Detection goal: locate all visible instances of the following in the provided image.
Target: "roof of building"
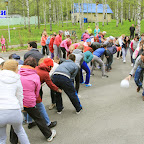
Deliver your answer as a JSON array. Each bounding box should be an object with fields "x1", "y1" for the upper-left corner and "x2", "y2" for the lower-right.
[{"x1": 73, "y1": 3, "x2": 113, "y2": 14}]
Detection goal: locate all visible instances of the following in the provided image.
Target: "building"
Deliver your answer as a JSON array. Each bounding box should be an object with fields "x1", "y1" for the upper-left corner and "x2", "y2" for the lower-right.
[{"x1": 72, "y1": 3, "x2": 113, "y2": 23}]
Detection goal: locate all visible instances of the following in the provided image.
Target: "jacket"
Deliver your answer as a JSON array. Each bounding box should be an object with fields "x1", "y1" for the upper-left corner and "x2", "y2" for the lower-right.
[
  {"x1": 54, "y1": 34, "x2": 62, "y2": 46},
  {"x1": 84, "y1": 51, "x2": 93, "y2": 63},
  {"x1": 94, "y1": 29, "x2": 100, "y2": 36},
  {"x1": 87, "y1": 28, "x2": 92, "y2": 34},
  {"x1": 93, "y1": 48, "x2": 105, "y2": 57},
  {"x1": 83, "y1": 33, "x2": 90, "y2": 42},
  {"x1": 60, "y1": 39, "x2": 72, "y2": 52},
  {"x1": 54, "y1": 59, "x2": 78, "y2": 80},
  {"x1": 24, "y1": 48, "x2": 43, "y2": 65},
  {"x1": 0, "y1": 70, "x2": 23, "y2": 110},
  {"x1": 1, "y1": 38, "x2": 5, "y2": 45},
  {"x1": 130, "y1": 55, "x2": 144, "y2": 75},
  {"x1": 130, "y1": 40, "x2": 139, "y2": 52},
  {"x1": 49, "y1": 37, "x2": 55, "y2": 53},
  {"x1": 19, "y1": 66, "x2": 41, "y2": 108},
  {"x1": 91, "y1": 42, "x2": 101, "y2": 51},
  {"x1": 46, "y1": 36, "x2": 50, "y2": 45},
  {"x1": 72, "y1": 49, "x2": 84, "y2": 67},
  {"x1": 41, "y1": 35, "x2": 48, "y2": 46},
  {"x1": 132, "y1": 43, "x2": 140, "y2": 59}
]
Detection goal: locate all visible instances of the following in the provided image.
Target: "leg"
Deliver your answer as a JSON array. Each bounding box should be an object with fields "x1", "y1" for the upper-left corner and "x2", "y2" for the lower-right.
[
  {"x1": 75, "y1": 69, "x2": 80, "y2": 93},
  {"x1": 60, "y1": 47, "x2": 66, "y2": 59},
  {"x1": 24, "y1": 107, "x2": 52, "y2": 139},
  {"x1": 42, "y1": 46, "x2": 46, "y2": 55},
  {"x1": 129, "y1": 48, "x2": 134, "y2": 64},
  {"x1": 117, "y1": 51, "x2": 120, "y2": 58},
  {"x1": 80, "y1": 67, "x2": 84, "y2": 83},
  {"x1": 2, "y1": 46, "x2": 4, "y2": 52},
  {"x1": 36, "y1": 102, "x2": 51, "y2": 126},
  {"x1": 53, "y1": 45, "x2": 58, "y2": 57},
  {"x1": 50, "y1": 90, "x2": 56, "y2": 104},
  {"x1": 4, "y1": 45, "x2": 6, "y2": 51},
  {"x1": 58, "y1": 46, "x2": 62, "y2": 58},
  {"x1": 46, "y1": 45, "x2": 49, "y2": 56},
  {"x1": 10, "y1": 126, "x2": 18, "y2": 144},
  {"x1": 0, "y1": 126, "x2": 7, "y2": 144},
  {"x1": 122, "y1": 48, "x2": 126, "y2": 61}
]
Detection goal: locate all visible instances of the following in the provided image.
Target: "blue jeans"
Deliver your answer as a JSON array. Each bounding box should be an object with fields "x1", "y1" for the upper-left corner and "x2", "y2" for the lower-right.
[
  {"x1": 122, "y1": 48, "x2": 128, "y2": 61},
  {"x1": 36, "y1": 102, "x2": 51, "y2": 126},
  {"x1": 134, "y1": 66, "x2": 144, "y2": 95},
  {"x1": 23, "y1": 112, "x2": 32, "y2": 123},
  {"x1": 80, "y1": 61, "x2": 90, "y2": 84}
]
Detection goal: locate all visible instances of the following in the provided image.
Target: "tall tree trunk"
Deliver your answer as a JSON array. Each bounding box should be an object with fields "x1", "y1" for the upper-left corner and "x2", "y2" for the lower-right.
[
  {"x1": 135, "y1": 7, "x2": 137, "y2": 26},
  {"x1": 132, "y1": 5, "x2": 135, "y2": 21},
  {"x1": 53, "y1": 3, "x2": 56, "y2": 24},
  {"x1": 60, "y1": 0, "x2": 63, "y2": 27},
  {"x1": 49, "y1": 0, "x2": 52, "y2": 31},
  {"x1": 81, "y1": 0, "x2": 84, "y2": 28},
  {"x1": 43, "y1": 1, "x2": 46, "y2": 27},
  {"x1": 102, "y1": 0, "x2": 105, "y2": 26},
  {"x1": 95, "y1": 0, "x2": 98, "y2": 26},
  {"x1": 128, "y1": 2, "x2": 131, "y2": 20},
  {"x1": 36, "y1": 0, "x2": 40, "y2": 29},
  {"x1": 66, "y1": 0, "x2": 68, "y2": 26},
  {"x1": 57, "y1": 4, "x2": 59, "y2": 26},
  {"x1": 121, "y1": 0, "x2": 123, "y2": 25},
  {"x1": 137, "y1": 0, "x2": 141, "y2": 36},
  {"x1": 26, "y1": 0, "x2": 31, "y2": 32},
  {"x1": 22, "y1": 0, "x2": 26, "y2": 29},
  {"x1": 79, "y1": 1, "x2": 82, "y2": 29},
  {"x1": 116, "y1": 0, "x2": 119, "y2": 27},
  {"x1": 87, "y1": 0, "x2": 88, "y2": 23},
  {"x1": 72, "y1": 0, "x2": 75, "y2": 25},
  {"x1": 105, "y1": 0, "x2": 108, "y2": 25},
  {"x1": 33, "y1": 0, "x2": 37, "y2": 29},
  {"x1": 91, "y1": 2, "x2": 92, "y2": 24}
]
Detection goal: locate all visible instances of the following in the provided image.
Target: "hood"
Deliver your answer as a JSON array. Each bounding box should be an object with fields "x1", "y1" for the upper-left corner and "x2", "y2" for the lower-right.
[
  {"x1": 31, "y1": 48, "x2": 39, "y2": 52},
  {"x1": 72, "y1": 49, "x2": 82, "y2": 54},
  {"x1": 19, "y1": 67, "x2": 37, "y2": 76},
  {"x1": 36, "y1": 63, "x2": 51, "y2": 72},
  {"x1": 0, "y1": 70, "x2": 20, "y2": 84}
]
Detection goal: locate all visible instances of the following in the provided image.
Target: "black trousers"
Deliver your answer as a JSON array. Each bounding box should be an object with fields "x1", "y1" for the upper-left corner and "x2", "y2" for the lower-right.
[
  {"x1": 60, "y1": 47, "x2": 66, "y2": 59},
  {"x1": 10, "y1": 126, "x2": 18, "y2": 144},
  {"x1": 51, "y1": 89, "x2": 56, "y2": 104},
  {"x1": 24, "y1": 107, "x2": 52, "y2": 139},
  {"x1": 130, "y1": 33, "x2": 134, "y2": 40},
  {"x1": 75, "y1": 68, "x2": 80, "y2": 93},
  {"x1": 117, "y1": 50, "x2": 122, "y2": 58},
  {"x1": 42, "y1": 45, "x2": 48, "y2": 56}
]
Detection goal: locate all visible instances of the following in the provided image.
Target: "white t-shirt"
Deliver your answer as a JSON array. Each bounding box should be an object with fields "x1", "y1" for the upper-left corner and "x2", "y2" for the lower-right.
[
  {"x1": 49, "y1": 62, "x2": 59, "y2": 77},
  {"x1": 65, "y1": 31, "x2": 70, "y2": 36}
]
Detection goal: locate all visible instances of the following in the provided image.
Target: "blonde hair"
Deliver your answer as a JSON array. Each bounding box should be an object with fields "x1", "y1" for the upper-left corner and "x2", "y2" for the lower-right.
[
  {"x1": 69, "y1": 45, "x2": 75, "y2": 53},
  {"x1": 54, "y1": 56, "x2": 60, "y2": 61},
  {"x1": 77, "y1": 44, "x2": 84, "y2": 51},
  {"x1": 3, "y1": 60, "x2": 18, "y2": 72},
  {"x1": 38, "y1": 58, "x2": 45, "y2": 65}
]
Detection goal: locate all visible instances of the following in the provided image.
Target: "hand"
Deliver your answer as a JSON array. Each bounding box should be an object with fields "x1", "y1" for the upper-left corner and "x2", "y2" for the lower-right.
[
  {"x1": 57, "y1": 88, "x2": 62, "y2": 93},
  {"x1": 125, "y1": 75, "x2": 131, "y2": 81}
]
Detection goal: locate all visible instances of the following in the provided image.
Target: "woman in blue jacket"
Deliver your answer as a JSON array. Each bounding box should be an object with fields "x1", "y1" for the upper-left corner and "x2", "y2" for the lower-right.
[{"x1": 80, "y1": 49, "x2": 93, "y2": 87}]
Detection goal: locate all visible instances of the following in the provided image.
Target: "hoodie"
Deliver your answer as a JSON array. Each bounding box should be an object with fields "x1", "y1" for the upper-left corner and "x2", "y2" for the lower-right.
[
  {"x1": 72, "y1": 49, "x2": 84, "y2": 67},
  {"x1": 0, "y1": 70, "x2": 23, "y2": 110},
  {"x1": 19, "y1": 66, "x2": 41, "y2": 108}
]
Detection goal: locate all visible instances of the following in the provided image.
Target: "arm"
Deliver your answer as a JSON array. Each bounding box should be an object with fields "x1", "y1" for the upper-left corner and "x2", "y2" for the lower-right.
[
  {"x1": 71, "y1": 65, "x2": 79, "y2": 80},
  {"x1": 130, "y1": 41, "x2": 134, "y2": 52},
  {"x1": 16, "y1": 79, "x2": 23, "y2": 109},
  {"x1": 35, "y1": 77, "x2": 41, "y2": 99}
]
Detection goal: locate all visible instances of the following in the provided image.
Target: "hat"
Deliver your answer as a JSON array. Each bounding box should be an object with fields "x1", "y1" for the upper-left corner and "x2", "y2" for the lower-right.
[
  {"x1": 86, "y1": 39, "x2": 91, "y2": 42},
  {"x1": 0, "y1": 58, "x2": 4, "y2": 65},
  {"x1": 12, "y1": 54, "x2": 20, "y2": 60},
  {"x1": 103, "y1": 31, "x2": 107, "y2": 34},
  {"x1": 43, "y1": 58, "x2": 54, "y2": 67},
  {"x1": 59, "y1": 30, "x2": 63, "y2": 34},
  {"x1": 109, "y1": 36, "x2": 114, "y2": 40}
]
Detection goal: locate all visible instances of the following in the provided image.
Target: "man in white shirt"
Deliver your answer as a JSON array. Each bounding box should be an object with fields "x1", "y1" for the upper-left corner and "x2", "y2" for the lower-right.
[{"x1": 65, "y1": 30, "x2": 70, "y2": 37}]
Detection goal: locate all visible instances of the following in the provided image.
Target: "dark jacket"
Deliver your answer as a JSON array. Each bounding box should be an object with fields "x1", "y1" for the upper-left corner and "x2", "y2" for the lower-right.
[
  {"x1": 24, "y1": 48, "x2": 43, "y2": 64},
  {"x1": 91, "y1": 42, "x2": 101, "y2": 51}
]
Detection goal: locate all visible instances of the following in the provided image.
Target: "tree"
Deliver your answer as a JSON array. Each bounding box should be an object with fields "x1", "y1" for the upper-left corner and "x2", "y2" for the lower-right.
[
  {"x1": 49, "y1": 0, "x2": 52, "y2": 31},
  {"x1": 121, "y1": 0, "x2": 123, "y2": 25},
  {"x1": 102, "y1": 0, "x2": 105, "y2": 26},
  {"x1": 116, "y1": 0, "x2": 119, "y2": 27},
  {"x1": 137, "y1": 0, "x2": 141, "y2": 36},
  {"x1": 22, "y1": 0, "x2": 26, "y2": 29},
  {"x1": 95, "y1": 0, "x2": 98, "y2": 26},
  {"x1": 36, "y1": 0, "x2": 40, "y2": 29},
  {"x1": 105, "y1": 0, "x2": 108, "y2": 25},
  {"x1": 43, "y1": 0, "x2": 46, "y2": 27},
  {"x1": 26, "y1": 0, "x2": 31, "y2": 32}
]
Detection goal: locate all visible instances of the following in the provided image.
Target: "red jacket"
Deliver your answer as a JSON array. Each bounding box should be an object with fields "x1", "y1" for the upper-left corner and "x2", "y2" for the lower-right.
[
  {"x1": 49, "y1": 37, "x2": 55, "y2": 53},
  {"x1": 35, "y1": 63, "x2": 59, "y2": 103},
  {"x1": 54, "y1": 34, "x2": 62, "y2": 46}
]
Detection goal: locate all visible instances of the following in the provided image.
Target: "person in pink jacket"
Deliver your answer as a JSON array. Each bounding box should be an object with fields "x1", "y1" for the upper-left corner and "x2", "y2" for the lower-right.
[
  {"x1": 53, "y1": 30, "x2": 63, "y2": 58},
  {"x1": 60, "y1": 38, "x2": 72, "y2": 58},
  {"x1": 83, "y1": 30, "x2": 90, "y2": 42},
  {"x1": 19, "y1": 57, "x2": 56, "y2": 142},
  {"x1": 0, "y1": 35, "x2": 6, "y2": 53}
]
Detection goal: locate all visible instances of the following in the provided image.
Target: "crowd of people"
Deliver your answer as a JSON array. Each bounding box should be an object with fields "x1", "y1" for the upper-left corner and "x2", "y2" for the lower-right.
[{"x1": 0, "y1": 24, "x2": 144, "y2": 143}]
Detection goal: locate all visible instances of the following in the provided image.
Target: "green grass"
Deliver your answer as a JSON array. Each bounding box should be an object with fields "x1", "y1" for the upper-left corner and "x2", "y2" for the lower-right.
[{"x1": 0, "y1": 20, "x2": 144, "y2": 47}]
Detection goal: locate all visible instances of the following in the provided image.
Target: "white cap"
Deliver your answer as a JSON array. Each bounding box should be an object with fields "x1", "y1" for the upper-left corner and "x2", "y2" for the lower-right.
[
  {"x1": 109, "y1": 36, "x2": 114, "y2": 40},
  {"x1": 103, "y1": 31, "x2": 107, "y2": 34},
  {"x1": 0, "y1": 58, "x2": 4, "y2": 65}
]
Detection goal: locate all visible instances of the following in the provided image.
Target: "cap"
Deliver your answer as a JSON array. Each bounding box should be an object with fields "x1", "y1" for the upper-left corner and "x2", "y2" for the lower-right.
[
  {"x1": 86, "y1": 39, "x2": 91, "y2": 42},
  {"x1": 12, "y1": 54, "x2": 20, "y2": 60},
  {"x1": 43, "y1": 58, "x2": 54, "y2": 67},
  {"x1": 109, "y1": 36, "x2": 114, "y2": 40},
  {"x1": 59, "y1": 30, "x2": 63, "y2": 34},
  {"x1": 103, "y1": 31, "x2": 107, "y2": 34}
]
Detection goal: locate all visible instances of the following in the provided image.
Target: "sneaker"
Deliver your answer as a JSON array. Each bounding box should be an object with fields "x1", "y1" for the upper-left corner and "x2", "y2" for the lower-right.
[
  {"x1": 49, "y1": 104, "x2": 56, "y2": 110},
  {"x1": 76, "y1": 108, "x2": 82, "y2": 114},
  {"x1": 137, "y1": 86, "x2": 141, "y2": 92},
  {"x1": 80, "y1": 81, "x2": 85, "y2": 84},
  {"x1": 48, "y1": 121, "x2": 57, "y2": 128},
  {"x1": 90, "y1": 73, "x2": 94, "y2": 76},
  {"x1": 85, "y1": 83, "x2": 92, "y2": 87},
  {"x1": 78, "y1": 95, "x2": 81, "y2": 98},
  {"x1": 102, "y1": 75, "x2": 109, "y2": 78},
  {"x1": 28, "y1": 122, "x2": 36, "y2": 129},
  {"x1": 57, "y1": 108, "x2": 64, "y2": 114},
  {"x1": 47, "y1": 129, "x2": 56, "y2": 142},
  {"x1": 117, "y1": 57, "x2": 119, "y2": 59},
  {"x1": 123, "y1": 60, "x2": 126, "y2": 63},
  {"x1": 131, "y1": 63, "x2": 134, "y2": 67}
]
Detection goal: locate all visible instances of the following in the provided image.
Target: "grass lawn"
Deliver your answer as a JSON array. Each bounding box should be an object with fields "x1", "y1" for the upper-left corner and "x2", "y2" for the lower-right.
[{"x1": 0, "y1": 19, "x2": 144, "y2": 47}]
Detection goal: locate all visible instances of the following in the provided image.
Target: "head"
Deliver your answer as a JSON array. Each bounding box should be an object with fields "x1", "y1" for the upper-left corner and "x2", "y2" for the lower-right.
[
  {"x1": 43, "y1": 31, "x2": 47, "y2": 36},
  {"x1": 68, "y1": 54, "x2": 76, "y2": 62},
  {"x1": 9, "y1": 54, "x2": 20, "y2": 60},
  {"x1": 94, "y1": 36, "x2": 98, "y2": 42},
  {"x1": 59, "y1": 30, "x2": 63, "y2": 36},
  {"x1": 121, "y1": 34, "x2": 125, "y2": 39},
  {"x1": 3, "y1": 60, "x2": 18, "y2": 73},
  {"x1": 88, "y1": 26, "x2": 90, "y2": 28},
  {"x1": 98, "y1": 32, "x2": 103, "y2": 36},
  {"x1": 69, "y1": 45, "x2": 75, "y2": 53},
  {"x1": 96, "y1": 25, "x2": 99, "y2": 29},
  {"x1": 109, "y1": 36, "x2": 114, "y2": 43},
  {"x1": 141, "y1": 52, "x2": 144, "y2": 63},
  {"x1": 86, "y1": 39, "x2": 91, "y2": 46},
  {"x1": 85, "y1": 30, "x2": 88, "y2": 34},
  {"x1": 54, "y1": 56, "x2": 60, "y2": 64},
  {"x1": 77, "y1": 44, "x2": 84, "y2": 51},
  {"x1": 134, "y1": 36, "x2": 139, "y2": 42},
  {"x1": 102, "y1": 44, "x2": 107, "y2": 49},
  {"x1": 0, "y1": 57, "x2": 5, "y2": 70},
  {"x1": 141, "y1": 33, "x2": 144, "y2": 41},
  {"x1": 1, "y1": 35, "x2": 3, "y2": 39},
  {"x1": 24, "y1": 57, "x2": 37, "y2": 68},
  {"x1": 132, "y1": 24, "x2": 134, "y2": 27},
  {"x1": 124, "y1": 36, "x2": 129, "y2": 42},
  {"x1": 140, "y1": 40, "x2": 144, "y2": 49},
  {"x1": 28, "y1": 41, "x2": 37, "y2": 50},
  {"x1": 103, "y1": 31, "x2": 106, "y2": 36},
  {"x1": 43, "y1": 58, "x2": 54, "y2": 70},
  {"x1": 67, "y1": 38, "x2": 71, "y2": 42},
  {"x1": 52, "y1": 33, "x2": 56, "y2": 39},
  {"x1": 38, "y1": 58, "x2": 45, "y2": 65}
]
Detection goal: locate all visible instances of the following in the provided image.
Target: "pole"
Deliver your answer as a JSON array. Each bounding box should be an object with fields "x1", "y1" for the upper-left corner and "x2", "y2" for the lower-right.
[{"x1": 6, "y1": 6, "x2": 10, "y2": 43}]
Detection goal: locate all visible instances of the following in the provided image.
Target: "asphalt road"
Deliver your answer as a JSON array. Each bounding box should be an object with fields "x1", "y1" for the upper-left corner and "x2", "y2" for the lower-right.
[{"x1": 1, "y1": 50, "x2": 144, "y2": 144}]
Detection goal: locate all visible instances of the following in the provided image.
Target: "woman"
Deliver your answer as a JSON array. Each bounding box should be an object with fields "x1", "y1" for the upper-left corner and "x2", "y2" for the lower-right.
[
  {"x1": 41, "y1": 31, "x2": 48, "y2": 56},
  {"x1": 0, "y1": 60, "x2": 30, "y2": 144},
  {"x1": 94, "y1": 25, "x2": 100, "y2": 36},
  {"x1": 0, "y1": 35, "x2": 6, "y2": 53},
  {"x1": 60, "y1": 38, "x2": 72, "y2": 58},
  {"x1": 19, "y1": 57, "x2": 56, "y2": 142},
  {"x1": 122, "y1": 36, "x2": 130, "y2": 63}
]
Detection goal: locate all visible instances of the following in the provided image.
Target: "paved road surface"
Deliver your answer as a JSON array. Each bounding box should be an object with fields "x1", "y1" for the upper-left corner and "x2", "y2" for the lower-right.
[{"x1": 1, "y1": 50, "x2": 144, "y2": 144}]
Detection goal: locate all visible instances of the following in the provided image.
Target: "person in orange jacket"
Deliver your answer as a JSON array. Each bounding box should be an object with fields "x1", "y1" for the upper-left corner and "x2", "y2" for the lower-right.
[{"x1": 41, "y1": 31, "x2": 48, "y2": 56}]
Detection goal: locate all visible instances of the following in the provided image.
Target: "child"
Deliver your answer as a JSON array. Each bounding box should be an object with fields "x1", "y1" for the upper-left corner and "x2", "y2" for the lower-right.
[{"x1": 0, "y1": 35, "x2": 6, "y2": 53}]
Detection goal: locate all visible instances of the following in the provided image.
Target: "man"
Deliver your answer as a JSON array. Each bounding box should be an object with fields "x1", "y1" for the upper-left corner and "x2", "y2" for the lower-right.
[
  {"x1": 52, "y1": 54, "x2": 82, "y2": 114},
  {"x1": 130, "y1": 24, "x2": 135, "y2": 39},
  {"x1": 126, "y1": 52, "x2": 144, "y2": 100},
  {"x1": 64, "y1": 30, "x2": 70, "y2": 38},
  {"x1": 24, "y1": 41, "x2": 43, "y2": 64}
]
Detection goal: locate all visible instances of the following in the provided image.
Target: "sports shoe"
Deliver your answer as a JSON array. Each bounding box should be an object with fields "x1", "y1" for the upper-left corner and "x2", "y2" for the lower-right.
[
  {"x1": 48, "y1": 121, "x2": 57, "y2": 128},
  {"x1": 117, "y1": 57, "x2": 119, "y2": 59},
  {"x1": 47, "y1": 129, "x2": 56, "y2": 142},
  {"x1": 90, "y1": 73, "x2": 94, "y2": 76},
  {"x1": 49, "y1": 104, "x2": 56, "y2": 110},
  {"x1": 78, "y1": 95, "x2": 81, "y2": 98},
  {"x1": 137, "y1": 86, "x2": 141, "y2": 92},
  {"x1": 57, "y1": 107, "x2": 64, "y2": 114},
  {"x1": 28, "y1": 122, "x2": 36, "y2": 129},
  {"x1": 85, "y1": 83, "x2": 92, "y2": 87},
  {"x1": 123, "y1": 60, "x2": 126, "y2": 63},
  {"x1": 102, "y1": 75, "x2": 109, "y2": 78},
  {"x1": 80, "y1": 81, "x2": 85, "y2": 84},
  {"x1": 76, "y1": 108, "x2": 82, "y2": 114},
  {"x1": 131, "y1": 63, "x2": 134, "y2": 67}
]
